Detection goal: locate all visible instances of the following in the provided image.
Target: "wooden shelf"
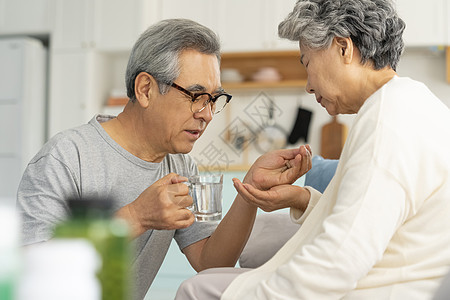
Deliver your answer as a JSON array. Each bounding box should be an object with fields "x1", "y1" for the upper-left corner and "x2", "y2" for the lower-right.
[
  {"x1": 220, "y1": 50, "x2": 307, "y2": 90},
  {"x1": 223, "y1": 79, "x2": 307, "y2": 90},
  {"x1": 107, "y1": 97, "x2": 128, "y2": 106}
]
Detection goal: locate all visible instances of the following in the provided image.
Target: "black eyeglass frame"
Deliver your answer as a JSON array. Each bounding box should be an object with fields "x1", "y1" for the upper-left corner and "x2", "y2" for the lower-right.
[{"x1": 169, "y1": 82, "x2": 232, "y2": 114}]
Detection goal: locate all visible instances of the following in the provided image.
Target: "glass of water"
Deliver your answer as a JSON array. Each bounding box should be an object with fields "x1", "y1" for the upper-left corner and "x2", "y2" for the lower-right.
[{"x1": 187, "y1": 174, "x2": 223, "y2": 222}]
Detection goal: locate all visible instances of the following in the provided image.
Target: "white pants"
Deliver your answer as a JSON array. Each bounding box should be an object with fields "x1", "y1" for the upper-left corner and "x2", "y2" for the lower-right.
[{"x1": 175, "y1": 267, "x2": 252, "y2": 300}]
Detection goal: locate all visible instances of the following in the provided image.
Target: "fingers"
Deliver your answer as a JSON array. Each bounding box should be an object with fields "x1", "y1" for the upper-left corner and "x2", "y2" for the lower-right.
[
  {"x1": 173, "y1": 194, "x2": 193, "y2": 208},
  {"x1": 131, "y1": 173, "x2": 196, "y2": 232},
  {"x1": 157, "y1": 173, "x2": 190, "y2": 197},
  {"x1": 282, "y1": 155, "x2": 302, "y2": 182},
  {"x1": 305, "y1": 144, "x2": 312, "y2": 155},
  {"x1": 172, "y1": 209, "x2": 196, "y2": 229},
  {"x1": 154, "y1": 203, "x2": 196, "y2": 230},
  {"x1": 158, "y1": 208, "x2": 195, "y2": 230},
  {"x1": 281, "y1": 145, "x2": 312, "y2": 182},
  {"x1": 234, "y1": 178, "x2": 308, "y2": 212},
  {"x1": 283, "y1": 145, "x2": 311, "y2": 170},
  {"x1": 278, "y1": 144, "x2": 311, "y2": 160},
  {"x1": 156, "y1": 172, "x2": 188, "y2": 186},
  {"x1": 233, "y1": 178, "x2": 259, "y2": 204},
  {"x1": 168, "y1": 182, "x2": 190, "y2": 197},
  {"x1": 170, "y1": 174, "x2": 188, "y2": 184},
  {"x1": 233, "y1": 178, "x2": 274, "y2": 207},
  {"x1": 234, "y1": 179, "x2": 288, "y2": 212},
  {"x1": 285, "y1": 153, "x2": 302, "y2": 171},
  {"x1": 275, "y1": 147, "x2": 304, "y2": 161},
  {"x1": 298, "y1": 145, "x2": 312, "y2": 173}
]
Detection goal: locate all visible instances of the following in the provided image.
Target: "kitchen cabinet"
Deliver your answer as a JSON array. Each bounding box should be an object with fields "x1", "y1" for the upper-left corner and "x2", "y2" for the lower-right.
[
  {"x1": 48, "y1": 51, "x2": 110, "y2": 136},
  {"x1": 158, "y1": 0, "x2": 298, "y2": 52},
  {"x1": 261, "y1": 0, "x2": 300, "y2": 51},
  {"x1": 0, "y1": 0, "x2": 53, "y2": 35},
  {"x1": 49, "y1": 0, "x2": 161, "y2": 133},
  {"x1": 52, "y1": 0, "x2": 92, "y2": 50},
  {"x1": 53, "y1": 0, "x2": 159, "y2": 52},
  {"x1": 216, "y1": 0, "x2": 299, "y2": 52},
  {"x1": 396, "y1": 0, "x2": 447, "y2": 46},
  {"x1": 159, "y1": 0, "x2": 217, "y2": 33},
  {"x1": 91, "y1": 0, "x2": 159, "y2": 52},
  {"x1": 214, "y1": 0, "x2": 266, "y2": 52},
  {"x1": 448, "y1": 2, "x2": 450, "y2": 45},
  {"x1": 159, "y1": 0, "x2": 253, "y2": 51}
]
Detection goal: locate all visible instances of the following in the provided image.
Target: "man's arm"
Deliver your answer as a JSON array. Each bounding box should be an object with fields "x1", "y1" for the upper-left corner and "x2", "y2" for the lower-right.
[{"x1": 182, "y1": 191, "x2": 257, "y2": 271}]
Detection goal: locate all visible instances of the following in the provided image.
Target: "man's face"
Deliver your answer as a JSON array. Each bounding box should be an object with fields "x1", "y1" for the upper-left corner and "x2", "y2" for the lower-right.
[{"x1": 147, "y1": 49, "x2": 222, "y2": 155}]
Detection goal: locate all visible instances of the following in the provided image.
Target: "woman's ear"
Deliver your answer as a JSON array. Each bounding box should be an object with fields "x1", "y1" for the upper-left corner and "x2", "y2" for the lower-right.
[
  {"x1": 334, "y1": 37, "x2": 354, "y2": 64},
  {"x1": 134, "y1": 72, "x2": 157, "y2": 108}
]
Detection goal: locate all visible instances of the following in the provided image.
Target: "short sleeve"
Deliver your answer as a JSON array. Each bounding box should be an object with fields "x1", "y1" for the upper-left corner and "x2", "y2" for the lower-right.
[
  {"x1": 174, "y1": 221, "x2": 218, "y2": 250},
  {"x1": 16, "y1": 154, "x2": 79, "y2": 245}
]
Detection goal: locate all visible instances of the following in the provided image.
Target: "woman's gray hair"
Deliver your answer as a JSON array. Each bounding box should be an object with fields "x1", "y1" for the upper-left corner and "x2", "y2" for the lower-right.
[
  {"x1": 278, "y1": 0, "x2": 405, "y2": 70},
  {"x1": 125, "y1": 18, "x2": 221, "y2": 101}
]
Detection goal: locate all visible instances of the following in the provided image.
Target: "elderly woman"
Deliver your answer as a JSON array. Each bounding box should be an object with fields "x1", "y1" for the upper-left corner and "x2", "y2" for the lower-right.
[{"x1": 175, "y1": 0, "x2": 450, "y2": 299}]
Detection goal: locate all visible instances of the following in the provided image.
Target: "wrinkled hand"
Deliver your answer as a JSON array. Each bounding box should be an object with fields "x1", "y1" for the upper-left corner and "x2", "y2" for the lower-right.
[
  {"x1": 127, "y1": 173, "x2": 195, "y2": 232},
  {"x1": 232, "y1": 181, "x2": 311, "y2": 212},
  {"x1": 244, "y1": 144, "x2": 312, "y2": 190}
]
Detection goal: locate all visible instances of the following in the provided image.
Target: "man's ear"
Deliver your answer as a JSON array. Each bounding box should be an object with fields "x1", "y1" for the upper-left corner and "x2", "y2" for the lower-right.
[
  {"x1": 334, "y1": 37, "x2": 354, "y2": 64},
  {"x1": 134, "y1": 72, "x2": 157, "y2": 108}
]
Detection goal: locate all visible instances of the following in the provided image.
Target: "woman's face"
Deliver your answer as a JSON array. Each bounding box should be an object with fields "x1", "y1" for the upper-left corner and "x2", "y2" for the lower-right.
[{"x1": 300, "y1": 40, "x2": 360, "y2": 115}]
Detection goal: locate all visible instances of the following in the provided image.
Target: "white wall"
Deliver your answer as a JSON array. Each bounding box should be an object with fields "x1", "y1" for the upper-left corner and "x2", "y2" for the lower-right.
[{"x1": 397, "y1": 47, "x2": 450, "y2": 107}]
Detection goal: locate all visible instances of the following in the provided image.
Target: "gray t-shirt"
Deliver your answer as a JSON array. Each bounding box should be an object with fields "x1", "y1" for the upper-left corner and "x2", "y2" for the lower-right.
[{"x1": 17, "y1": 114, "x2": 217, "y2": 299}]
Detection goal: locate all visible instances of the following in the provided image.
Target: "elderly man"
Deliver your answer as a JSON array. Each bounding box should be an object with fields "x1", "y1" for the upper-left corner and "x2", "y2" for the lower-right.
[{"x1": 17, "y1": 18, "x2": 311, "y2": 299}]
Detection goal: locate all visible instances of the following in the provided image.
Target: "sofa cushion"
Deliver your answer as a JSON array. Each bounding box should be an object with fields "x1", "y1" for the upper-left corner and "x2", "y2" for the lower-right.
[
  {"x1": 305, "y1": 155, "x2": 338, "y2": 193},
  {"x1": 238, "y1": 213, "x2": 301, "y2": 268}
]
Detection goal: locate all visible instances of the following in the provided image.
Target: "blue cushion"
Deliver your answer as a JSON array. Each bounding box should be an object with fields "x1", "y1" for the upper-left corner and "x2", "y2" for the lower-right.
[{"x1": 304, "y1": 156, "x2": 338, "y2": 193}]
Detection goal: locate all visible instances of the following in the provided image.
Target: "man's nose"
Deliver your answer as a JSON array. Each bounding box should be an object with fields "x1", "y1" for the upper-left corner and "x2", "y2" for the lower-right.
[{"x1": 195, "y1": 103, "x2": 213, "y2": 122}]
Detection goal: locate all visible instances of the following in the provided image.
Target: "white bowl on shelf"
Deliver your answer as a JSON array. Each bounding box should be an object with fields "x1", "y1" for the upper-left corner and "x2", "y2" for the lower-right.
[
  {"x1": 251, "y1": 67, "x2": 282, "y2": 82},
  {"x1": 221, "y1": 68, "x2": 244, "y2": 83}
]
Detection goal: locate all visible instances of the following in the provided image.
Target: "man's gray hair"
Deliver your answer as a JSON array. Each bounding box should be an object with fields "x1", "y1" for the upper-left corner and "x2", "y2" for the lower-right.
[
  {"x1": 125, "y1": 18, "x2": 221, "y2": 101},
  {"x1": 278, "y1": 0, "x2": 405, "y2": 70}
]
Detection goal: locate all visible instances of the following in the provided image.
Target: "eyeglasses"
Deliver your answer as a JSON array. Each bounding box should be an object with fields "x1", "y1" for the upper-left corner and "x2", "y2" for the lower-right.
[{"x1": 169, "y1": 82, "x2": 232, "y2": 114}]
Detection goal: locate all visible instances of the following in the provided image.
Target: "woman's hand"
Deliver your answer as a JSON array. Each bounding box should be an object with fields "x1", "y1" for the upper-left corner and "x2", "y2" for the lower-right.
[
  {"x1": 232, "y1": 180, "x2": 311, "y2": 212},
  {"x1": 244, "y1": 144, "x2": 312, "y2": 190}
]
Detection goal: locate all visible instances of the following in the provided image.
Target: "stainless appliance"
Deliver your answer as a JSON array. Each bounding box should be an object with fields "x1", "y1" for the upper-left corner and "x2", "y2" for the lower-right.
[{"x1": 0, "y1": 37, "x2": 46, "y2": 206}]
